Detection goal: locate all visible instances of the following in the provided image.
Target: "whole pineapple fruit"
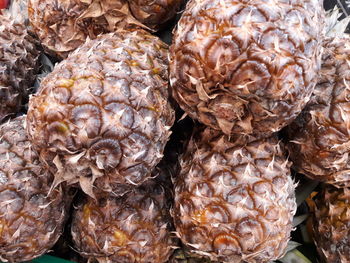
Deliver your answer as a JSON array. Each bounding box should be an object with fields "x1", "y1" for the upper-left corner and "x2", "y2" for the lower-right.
[
  {"x1": 173, "y1": 128, "x2": 296, "y2": 262},
  {"x1": 26, "y1": 30, "x2": 174, "y2": 198},
  {"x1": 170, "y1": 0, "x2": 325, "y2": 136},
  {"x1": 311, "y1": 185, "x2": 350, "y2": 263},
  {"x1": 71, "y1": 168, "x2": 175, "y2": 263},
  {"x1": 0, "y1": 116, "x2": 69, "y2": 262},
  {"x1": 29, "y1": 0, "x2": 182, "y2": 59},
  {"x1": 286, "y1": 37, "x2": 350, "y2": 188},
  {"x1": 0, "y1": 13, "x2": 40, "y2": 122}
]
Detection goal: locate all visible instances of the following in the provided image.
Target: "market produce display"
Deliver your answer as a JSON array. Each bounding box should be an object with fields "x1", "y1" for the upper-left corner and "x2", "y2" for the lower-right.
[{"x1": 0, "y1": 0, "x2": 350, "y2": 262}]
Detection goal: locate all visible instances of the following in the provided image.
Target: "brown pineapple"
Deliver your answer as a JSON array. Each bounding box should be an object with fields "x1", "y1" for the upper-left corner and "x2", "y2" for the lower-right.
[
  {"x1": 286, "y1": 36, "x2": 350, "y2": 188},
  {"x1": 173, "y1": 128, "x2": 296, "y2": 262},
  {"x1": 29, "y1": 0, "x2": 182, "y2": 58},
  {"x1": 170, "y1": 0, "x2": 325, "y2": 137},
  {"x1": 0, "y1": 116, "x2": 69, "y2": 262},
  {"x1": 71, "y1": 167, "x2": 175, "y2": 263},
  {"x1": 0, "y1": 13, "x2": 40, "y2": 122},
  {"x1": 311, "y1": 185, "x2": 350, "y2": 263},
  {"x1": 26, "y1": 30, "x2": 175, "y2": 198}
]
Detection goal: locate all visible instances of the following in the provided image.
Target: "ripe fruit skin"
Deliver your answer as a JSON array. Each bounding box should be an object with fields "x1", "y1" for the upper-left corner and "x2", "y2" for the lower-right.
[
  {"x1": 0, "y1": 117, "x2": 68, "y2": 262},
  {"x1": 26, "y1": 30, "x2": 174, "y2": 198},
  {"x1": 286, "y1": 37, "x2": 350, "y2": 188},
  {"x1": 170, "y1": 0, "x2": 325, "y2": 137},
  {"x1": 128, "y1": 0, "x2": 182, "y2": 30},
  {"x1": 28, "y1": 0, "x2": 181, "y2": 59},
  {"x1": 0, "y1": 14, "x2": 40, "y2": 122},
  {"x1": 312, "y1": 186, "x2": 350, "y2": 263},
  {"x1": 173, "y1": 128, "x2": 296, "y2": 262},
  {"x1": 71, "y1": 170, "x2": 175, "y2": 263}
]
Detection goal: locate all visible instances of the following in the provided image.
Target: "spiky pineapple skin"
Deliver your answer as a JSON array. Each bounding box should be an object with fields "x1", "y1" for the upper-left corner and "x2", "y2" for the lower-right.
[
  {"x1": 128, "y1": 0, "x2": 182, "y2": 30},
  {"x1": 286, "y1": 37, "x2": 350, "y2": 188},
  {"x1": 0, "y1": 14, "x2": 40, "y2": 122},
  {"x1": 0, "y1": 116, "x2": 68, "y2": 263},
  {"x1": 28, "y1": 0, "x2": 144, "y2": 59},
  {"x1": 170, "y1": 0, "x2": 324, "y2": 136},
  {"x1": 71, "y1": 174, "x2": 175, "y2": 263},
  {"x1": 312, "y1": 186, "x2": 350, "y2": 263},
  {"x1": 26, "y1": 30, "x2": 174, "y2": 198},
  {"x1": 28, "y1": 0, "x2": 181, "y2": 58},
  {"x1": 173, "y1": 128, "x2": 296, "y2": 262}
]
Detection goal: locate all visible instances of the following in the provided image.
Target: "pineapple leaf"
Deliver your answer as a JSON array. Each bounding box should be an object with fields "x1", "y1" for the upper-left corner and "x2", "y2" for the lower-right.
[
  {"x1": 295, "y1": 179, "x2": 318, "y2": 206},
  {"x1": 40, "y1": 54, "x2": 55, "y2": 73},
  {"x1": 278, "y1": 249, "x2": 312, "y2": 263},
  {"x1": 326, "y1": 6, "x2": 350, "y2": 37},
  {"x1": 285, "y1": 241, "x2": 302, "y2": 253},
  {"x1": 292, "y1": 214, "x2": 308, "y2": 227}
]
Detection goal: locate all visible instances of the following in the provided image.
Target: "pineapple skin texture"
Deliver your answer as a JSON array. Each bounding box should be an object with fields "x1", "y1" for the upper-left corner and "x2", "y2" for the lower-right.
[
  {"x1": 71, "y1": 175, "x2": 175, "y2": 263},
  {"x1": 0, "y1": 15, "x2": 40, "y2": 122},
  {"x1": 0, "y1": 117, "x2": 68, "y2": 263},
  {"x1": 312, "y1": 186, "x2": 350, "y2": 263},
  {"x1": 28, "y1": 0, "x2": 180, "y2": 59},
  {"x1": 173, "y1": 128, "x2": 296, "y2": 263},
  {"x1": 128, "y1": 0, "x2": 182, "y2": 30},
  {"x1": 287, "y1": 37, "x2": 350, "y2": 188},
  {"x1": 26, "y1": 30, "x2": 175, "y2": 198},
  {"x1": 170, "y1": 0, "x2": 325, "y2": 137}
]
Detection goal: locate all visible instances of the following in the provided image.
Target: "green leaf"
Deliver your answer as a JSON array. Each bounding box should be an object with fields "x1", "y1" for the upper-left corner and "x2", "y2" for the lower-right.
[
  {"x1": 293, "y1": 214, "x2": 308, "y2": 227},
  {"x1": 279, "y1": 249, "x2": 312, "y2": 263}
]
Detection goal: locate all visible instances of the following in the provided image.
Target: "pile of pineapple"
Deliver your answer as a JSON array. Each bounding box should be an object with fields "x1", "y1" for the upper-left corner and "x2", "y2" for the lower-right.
[{"x1": 0, "y1": 0, "x2": 349, "y2": 262}]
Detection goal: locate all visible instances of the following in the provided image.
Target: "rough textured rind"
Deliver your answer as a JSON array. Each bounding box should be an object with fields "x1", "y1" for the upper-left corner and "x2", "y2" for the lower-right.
[
  {"x1": 0, "y1": 14, "x2": 40, "y2": 122},
  {"x1": 71, "y1": 173, "x2": 175, "y2": 263},
  {"x1": 27, "y1": 30, "x2": 175, "y2": 198},
  {"x1": 286, "y1": 37, "x2": 350, "y2": 188},
  {"x1": 28, "y1": 0, "x2": 181, "y2": 59},
  {"x1": 312, "y1": 186, "x2": 350, "y2": 263},
  {"x1": 173, "y1": 128, "x2": 296, "y2": 263},
  {"x1": 170, "y1": 0, "x2": 325, "y2": 137},
  {"x1": 128, "y1": 0, "x2": 182, "y2": 30},
  {"x1": 0, "y1": 117, "x2": 68, "y2": 263}
]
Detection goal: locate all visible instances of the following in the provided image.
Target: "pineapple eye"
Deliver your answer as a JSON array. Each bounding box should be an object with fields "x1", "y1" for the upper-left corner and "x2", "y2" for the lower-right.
[
  {"x1": 71, "y1": 104, "x2": 102, "y2": 139},
  {"x1": 90, "y1": 139, "x2": 122, "y2": 170}
]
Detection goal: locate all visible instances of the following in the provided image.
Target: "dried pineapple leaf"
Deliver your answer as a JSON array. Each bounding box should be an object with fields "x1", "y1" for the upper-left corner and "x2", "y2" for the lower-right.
[{"x1": 278, "y1": 248, "x2": 312, "y2": 263}]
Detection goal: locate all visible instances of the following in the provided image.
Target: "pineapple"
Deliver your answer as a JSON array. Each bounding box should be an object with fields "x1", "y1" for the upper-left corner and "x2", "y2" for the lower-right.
[
  {"x1": 128, "y1": 0, "x2": 182, "y2": 30},
  {"x1": 173, "y1": 128, "x2": 296, "y2": 262},
  {"x1": 169, "y1": 0, "x2": 325, "y2": 137},
  {"x1": 26, "y1": 30, "x2": 175, "y2": 198},
  {"x1": 0, "y1": 116, "x2": 69, "y2": 262},
  {"x1": 71, "y1": 169, "x2": 175, "y2": 263},
  {"x1": 311, "y1": 185, "x2": 350, "y2": 263},
  {"x1": 286, "y1": 37, "x2": 350, "y2": 188},
  {"x1": 28, "y1": 0, "x2": 182, "y2": 59},
  {"x1": 0, "y1": 13, "x2": 40, "y2": 123}
]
